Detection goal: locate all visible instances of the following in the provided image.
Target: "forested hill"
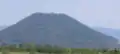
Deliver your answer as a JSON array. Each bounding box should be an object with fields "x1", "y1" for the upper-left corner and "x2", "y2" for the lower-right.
[{"x1": 0, "y1": 12, "x2": 118, "y2": 48}]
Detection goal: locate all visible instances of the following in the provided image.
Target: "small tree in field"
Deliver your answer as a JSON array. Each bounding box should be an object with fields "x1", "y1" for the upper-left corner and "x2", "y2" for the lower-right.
[
  {"x1": 28, "y1": 43, "x2": 36, "y2": 54},
  {"x1": 65, "y1": 48, "x2": 72, "y2": 54}
]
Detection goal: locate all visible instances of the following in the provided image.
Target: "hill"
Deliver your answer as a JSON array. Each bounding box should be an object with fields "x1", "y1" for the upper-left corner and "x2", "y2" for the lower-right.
[
  {"x1": 0, "y1": 12, "x2": 118, "y2": 48},
  {"x1": 93, "y1": 27, "x2": 120, "y2": 40},
  {"x1": 0, "y1": 26, "x2": 7, "y2": 31}
]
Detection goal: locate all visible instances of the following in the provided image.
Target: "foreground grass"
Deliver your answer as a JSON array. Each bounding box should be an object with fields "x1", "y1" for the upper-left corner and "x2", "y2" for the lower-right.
[
  {"x1": 0, "y1": 52, "x2": 28, "y2": 54},
  {"x1": 0, "y1": 52, "x2": 41, "y2": 54},
  {"x1": 0, "y1": 44, "x2": 120, "y2": 54},
  {"x1": 0, "y1": 51, "x2": 119, "y2": 54}
]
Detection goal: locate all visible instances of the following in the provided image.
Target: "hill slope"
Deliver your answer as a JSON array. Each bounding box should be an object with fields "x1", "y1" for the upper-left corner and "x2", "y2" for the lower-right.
[
  {"x1": 0, "y1": 26, "x2": 7, "y2": 31},
  {"x1": 93, "y1": 27, "x2": 120, "y2": 40},
  {"x1": 0, "y1": 13, "x2": 118, "y2": 48}
]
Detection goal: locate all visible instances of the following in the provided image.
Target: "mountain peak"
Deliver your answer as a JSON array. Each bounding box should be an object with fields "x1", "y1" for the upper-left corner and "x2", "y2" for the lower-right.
[{"x1": 30, "y1": 12, "x2": 67, "y2": 16}]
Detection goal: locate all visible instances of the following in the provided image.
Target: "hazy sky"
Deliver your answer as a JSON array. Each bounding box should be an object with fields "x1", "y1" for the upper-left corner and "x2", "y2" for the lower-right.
[{"x1": 0, "y1": 0, "x2": 120, "y2": 29}]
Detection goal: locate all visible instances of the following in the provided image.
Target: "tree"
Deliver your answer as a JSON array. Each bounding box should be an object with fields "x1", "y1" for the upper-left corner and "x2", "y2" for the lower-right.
[{"x1": 28, "y1": 43, "x2": 36, "y2": 54}]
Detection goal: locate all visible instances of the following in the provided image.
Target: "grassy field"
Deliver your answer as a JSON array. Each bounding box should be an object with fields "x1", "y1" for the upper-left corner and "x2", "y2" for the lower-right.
[
  {"x1": 0, "y1": 52, "x2": 28, "y2": 54},
  {"x1": 0, "y1": 44, "x2": 119, "y2": 54},
  {"x1": 0, "y1": 51, "x2": 119, "y2": 54},
  {"x1": 0, "y1": 52, "x2": 41, "y2": 54}
]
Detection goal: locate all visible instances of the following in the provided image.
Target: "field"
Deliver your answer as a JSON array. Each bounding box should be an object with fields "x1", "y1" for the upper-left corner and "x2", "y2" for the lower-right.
[
  {"x1": 0, "y1": 50, "x2": 119, "y2": 54},
  {"x1": 0, "y1": 52, "x2": 120, "y2": 54},
  {"x1": 0, "y1": 52, "x2": 29, "y2": 54},
  {"x1": 0, "y1": 52, "x2": 47, "y2": 54},
  {"x1": 0, "y1": 44, "x2": 119, "y2": 54},
  {"x1": 0, "y1": 51, "x2": 119, "y2": 54}
]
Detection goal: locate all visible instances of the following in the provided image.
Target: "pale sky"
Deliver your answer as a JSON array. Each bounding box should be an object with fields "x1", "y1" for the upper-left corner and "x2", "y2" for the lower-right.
[{"x1": 0, "y1": 0, "x2": 120, "y2": 29}]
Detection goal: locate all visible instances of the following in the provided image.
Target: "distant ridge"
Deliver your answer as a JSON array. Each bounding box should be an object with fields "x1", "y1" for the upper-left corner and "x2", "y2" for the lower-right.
[
  {"x1": 0, "y1": 26, "x2": 7, "y2": 31},
  {"x1": 93, "y1": 27, "x2": 120, "y2": 41}
]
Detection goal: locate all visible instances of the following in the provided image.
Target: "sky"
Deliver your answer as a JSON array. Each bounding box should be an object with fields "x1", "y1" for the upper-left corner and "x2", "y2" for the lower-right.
[{"x1": 0, "y1": 0, "x2": 120, "y2": 29}]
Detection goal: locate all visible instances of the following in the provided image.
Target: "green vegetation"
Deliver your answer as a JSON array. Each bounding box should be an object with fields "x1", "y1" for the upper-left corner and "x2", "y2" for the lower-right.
[{"x1": 0, "y1": 43, "x2": 120, "y2": 54}]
